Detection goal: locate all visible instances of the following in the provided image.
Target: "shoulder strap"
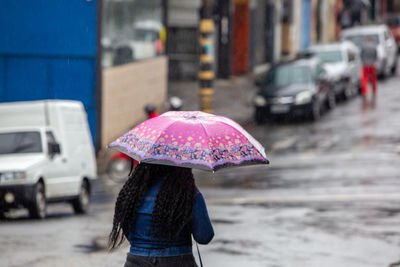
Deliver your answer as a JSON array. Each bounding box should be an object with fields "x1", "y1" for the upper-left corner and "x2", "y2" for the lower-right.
[{"x1": 195, "y1": 241, "x2": 203, "y2": 267}]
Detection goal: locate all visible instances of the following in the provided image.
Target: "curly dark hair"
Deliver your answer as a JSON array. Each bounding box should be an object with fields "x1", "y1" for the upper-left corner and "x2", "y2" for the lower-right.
[{"x1": 108, "y1": 163, "x2": 196, "y2": 249}]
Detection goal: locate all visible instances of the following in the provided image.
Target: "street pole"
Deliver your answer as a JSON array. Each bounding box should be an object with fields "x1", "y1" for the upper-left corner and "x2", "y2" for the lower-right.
[{"x1": 199, "y1": 0, "x2": 215, "y2": 113}]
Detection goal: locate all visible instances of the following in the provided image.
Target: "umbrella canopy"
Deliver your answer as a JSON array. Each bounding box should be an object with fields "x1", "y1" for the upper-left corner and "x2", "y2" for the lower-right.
[{"x1": 109, "y1": 111, "x2": 269, "y2": 171}]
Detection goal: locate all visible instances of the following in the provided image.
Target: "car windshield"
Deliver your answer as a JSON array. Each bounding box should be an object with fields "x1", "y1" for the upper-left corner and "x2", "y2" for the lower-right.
[
  {"x1": 263, "y1": 65, "x2": 311, "y2": 89},
  {"x1": 344, "y1": 34, "x2": 380, "y2": 46},
  {"x1": 0, "y1": 131, "x2": 42, "y2": 154},
  {"x1": 312, "y1": 50, "x2": 343, "y2": 63}
]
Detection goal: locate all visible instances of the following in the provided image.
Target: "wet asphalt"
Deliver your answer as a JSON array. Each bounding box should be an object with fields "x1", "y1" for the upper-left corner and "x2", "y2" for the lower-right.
[{"x1": 1, "y1": 70, "x2": 400, "y2": 266}]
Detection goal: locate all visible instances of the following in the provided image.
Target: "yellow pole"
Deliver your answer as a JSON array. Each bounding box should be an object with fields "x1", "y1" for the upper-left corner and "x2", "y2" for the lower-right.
[{"x1": 199, "y1": 0, "x2": 215, "y2": 113}]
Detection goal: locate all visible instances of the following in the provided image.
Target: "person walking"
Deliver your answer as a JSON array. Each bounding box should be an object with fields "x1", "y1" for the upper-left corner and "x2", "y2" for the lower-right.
[
  {"x1": 108, "y1": 163, "x2": 214, "y2": 267},
  {"x1": 144, "y1": 104, "x2": 160, "y2": 119},
  {"x1": 360, "y1": 37, "x2": 378, "y2": 99}
]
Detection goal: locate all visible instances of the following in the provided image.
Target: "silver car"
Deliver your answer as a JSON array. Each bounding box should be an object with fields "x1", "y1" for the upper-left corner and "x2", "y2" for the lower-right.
[
  {"x1": 309, "y1": 41, "x2": 362, "y2": 100},
  {"x1": 341, "y1": 24, "x2": 398, "y2": 78}
]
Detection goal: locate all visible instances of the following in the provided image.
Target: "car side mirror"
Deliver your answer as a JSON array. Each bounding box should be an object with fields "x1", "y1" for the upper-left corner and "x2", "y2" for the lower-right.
[
  {"x1": 254, "y1": 76, "x2": 263, "y2": 87},
  {"x1": 48, "y1": 142, "x2": 61, "y2": 156}
]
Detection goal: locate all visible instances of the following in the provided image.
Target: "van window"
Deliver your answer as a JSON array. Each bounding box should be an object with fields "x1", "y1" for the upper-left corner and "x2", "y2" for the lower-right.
[{"x1": 0, "y1": 132, "x2": 42, "y2": 154}]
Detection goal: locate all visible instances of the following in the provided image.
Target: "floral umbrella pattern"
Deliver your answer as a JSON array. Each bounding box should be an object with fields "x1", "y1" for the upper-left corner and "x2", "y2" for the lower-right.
[{"x1": 109, "y1": 111, "x2": 269, "y2": 171}]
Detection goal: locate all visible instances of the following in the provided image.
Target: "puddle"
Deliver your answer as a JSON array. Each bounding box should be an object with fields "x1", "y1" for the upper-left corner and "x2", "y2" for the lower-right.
[
  {"x1": 212, "y1": 219, "x2": 238, "y2": 224},
  {"x1": 74, "y1": 243, "x2": 103, "y2": 253}
]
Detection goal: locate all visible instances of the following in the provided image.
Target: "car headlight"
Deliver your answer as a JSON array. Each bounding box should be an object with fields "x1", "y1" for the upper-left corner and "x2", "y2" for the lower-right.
[
  {"x1": 295, "y1": 91, "x2": 312, "y2": 105},
  {"x1": 1, "y1": 171, "x2": 27, "y2": 182},
  {"x1": 254, "y1": 95, "x2": 267, "y2": 107}
]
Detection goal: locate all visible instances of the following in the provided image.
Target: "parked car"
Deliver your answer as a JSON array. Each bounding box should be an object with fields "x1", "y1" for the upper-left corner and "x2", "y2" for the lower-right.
[
  {"x1": 308, "y1": 41, "x2": 362, "y2": 99},
  {"x1": 386, "y1": 14, "x2": 400, "y2": 50},
  {"x1": 253, "y1": 57, "x2": 335, "y2": 123},
  {"x1": 341, "y1": 24, "x2": 398, "y2": 78},
  {"x1": 0, "y1": 100, "x2": 97, "y2": 219}
]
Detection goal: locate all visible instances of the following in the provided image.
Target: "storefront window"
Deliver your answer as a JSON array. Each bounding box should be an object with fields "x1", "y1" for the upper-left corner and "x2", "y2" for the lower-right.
[{"x1": 102, "y1": 0, "x2": 164, "y2": 68}]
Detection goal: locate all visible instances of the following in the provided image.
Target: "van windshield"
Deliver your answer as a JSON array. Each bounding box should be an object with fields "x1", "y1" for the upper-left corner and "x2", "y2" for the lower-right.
[
  {"x1": 344, "y1": 34, "x2": 380, "y2": 47},
  {"x1": 0, "y1": 132, "x2": 42, "y2": 154}
]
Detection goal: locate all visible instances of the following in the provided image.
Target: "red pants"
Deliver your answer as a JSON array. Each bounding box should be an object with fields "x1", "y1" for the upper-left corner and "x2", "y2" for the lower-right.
[{"x1": 361, "y1": 65, "x2": 377, "y2": 96}]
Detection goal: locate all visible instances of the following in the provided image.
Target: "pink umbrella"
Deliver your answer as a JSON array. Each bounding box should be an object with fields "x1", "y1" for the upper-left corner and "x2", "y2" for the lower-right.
[{"x1": 109, "y1": 111, "x2": 269, "y2": 172}]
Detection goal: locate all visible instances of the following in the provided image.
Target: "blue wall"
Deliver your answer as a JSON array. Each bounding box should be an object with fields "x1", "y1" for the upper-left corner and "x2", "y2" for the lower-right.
[
  {"x1": 0, "y1": 0, "x2": 99, "y2": 147},
  {"x1": 301, "y1": 0, "x2": 311, "y2": 51}
]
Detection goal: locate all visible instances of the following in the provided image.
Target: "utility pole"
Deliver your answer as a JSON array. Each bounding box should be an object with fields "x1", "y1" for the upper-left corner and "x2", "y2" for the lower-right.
[{"x1": 199, "y1": 0, "x2": 215, "y2": 113}]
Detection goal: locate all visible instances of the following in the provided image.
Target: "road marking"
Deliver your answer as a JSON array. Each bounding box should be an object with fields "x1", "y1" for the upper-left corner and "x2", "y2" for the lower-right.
[
  {"x1": 271, "y1": 136, "x2": 297, "y2": 152},
  {"x1": 208, "y1": 192, "x2": 400, "y2": 205},
  {"x1": 317, "y1": 135, "x2": 338, "y2": 150}
]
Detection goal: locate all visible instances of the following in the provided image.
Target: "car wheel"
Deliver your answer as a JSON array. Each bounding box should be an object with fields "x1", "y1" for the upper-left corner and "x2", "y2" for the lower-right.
[
  {"x1": 391, "y1": 61, "x2": 397, "y2": 75},
  {"x1": 310, "y1": 100, "x2": 321, "y2": 121},
  {"x1": 0, "y1": 209, "x2": 6, "y2": 220},
  {"x1": 378, "y1": 60, "x2": 387, "y2": 80},
  {"x1": 342, "y1": 81, "x2": 353, "y2": 100},
  {"x1": 255, "y1": 107, "x2": 265, "y2": 125},
  {"x1": 71, "y1": 180, "x2": 90, "y2": 214},
  {"x1": 28, "y1": 182, "x2": 46, "y2": 219},
  {"x1": 327, "y1": 91, "x2": 336, "y2": 110}
]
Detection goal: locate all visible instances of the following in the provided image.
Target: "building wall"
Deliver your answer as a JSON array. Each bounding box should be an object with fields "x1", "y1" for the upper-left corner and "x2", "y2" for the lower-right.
[
  {"x1": 273, "y1": 0, "x2": 283, "y2": 62},
  {"x1": 168, "y1": 0, "x2": 201, "y2": 27},
  {"x1": 251, "y1": 0, "x2": 267, "y2": 67},
  {"x1": 301, "y1": 0, "x2": 312, "y2": 51},
  {"x1": 232, "y1": 0, "x2": 250, "y2": 75},
  {"x1": 0, "y1": 0, "x2": 99, "y2": 148},
  {"x1": 101, "y1": 56, "x2": 167, "y2": 148},
  {"x1": 292, "y1": 0, "x2": 302, "y2": 53}
]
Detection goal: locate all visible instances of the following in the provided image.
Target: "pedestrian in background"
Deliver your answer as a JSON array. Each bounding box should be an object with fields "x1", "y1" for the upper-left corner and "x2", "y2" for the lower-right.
[
  {"x1": 144, "y1": 104, "x2": 159, "y2": 119},
  {"x1": 360, "y1": 37, "x2": 378, "y2": 100},
  {"x1": 108, "y1": 163, "x2": 214, "y2": 267}
]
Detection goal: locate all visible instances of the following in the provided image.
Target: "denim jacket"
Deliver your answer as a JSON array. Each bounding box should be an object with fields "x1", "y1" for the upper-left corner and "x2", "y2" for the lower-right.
[{"x1": 127, "y1": 177, "x2": 214, "y2": 257}]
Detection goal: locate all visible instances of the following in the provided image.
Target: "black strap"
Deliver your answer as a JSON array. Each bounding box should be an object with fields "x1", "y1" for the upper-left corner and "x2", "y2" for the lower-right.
[{"x1": 195, "y1": 241, "x2": 203, "y2": 267}]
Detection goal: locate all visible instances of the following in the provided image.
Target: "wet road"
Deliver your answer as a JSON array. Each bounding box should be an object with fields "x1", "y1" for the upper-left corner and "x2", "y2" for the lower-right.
[
  {"x1": 195, "y1": 74, "x2": 400, "y2": 266},
  {"x1": 1, "y1": 74, "x2": 400, "y2": 267}
]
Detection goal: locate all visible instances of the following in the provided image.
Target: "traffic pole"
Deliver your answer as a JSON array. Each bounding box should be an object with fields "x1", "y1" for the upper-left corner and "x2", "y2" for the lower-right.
[{"x1": 199, "y1": 0, "x2": 215, "y2": 113}]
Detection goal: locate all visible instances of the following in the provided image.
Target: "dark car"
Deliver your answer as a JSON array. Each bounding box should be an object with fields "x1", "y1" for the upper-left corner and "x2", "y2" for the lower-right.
[{"x1": 253, "y1": 58, "x2": 335, "y2": 123}]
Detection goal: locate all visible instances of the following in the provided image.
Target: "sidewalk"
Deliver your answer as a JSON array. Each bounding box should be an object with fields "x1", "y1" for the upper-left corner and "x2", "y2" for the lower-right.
[{"x1": 168, "y1": 75, "x2": 258, "y2": 126}]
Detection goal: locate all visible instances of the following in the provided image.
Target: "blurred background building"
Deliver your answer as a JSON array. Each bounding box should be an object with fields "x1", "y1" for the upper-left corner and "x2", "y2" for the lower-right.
[{"x1": 0, "y1": 0, "x2": 398, "y2": 152}]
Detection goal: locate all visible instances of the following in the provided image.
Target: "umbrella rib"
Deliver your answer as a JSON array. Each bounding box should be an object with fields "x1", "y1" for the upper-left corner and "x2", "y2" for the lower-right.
[{"x1": 198, "y1": 121, "x2": 214, "y2": 167}]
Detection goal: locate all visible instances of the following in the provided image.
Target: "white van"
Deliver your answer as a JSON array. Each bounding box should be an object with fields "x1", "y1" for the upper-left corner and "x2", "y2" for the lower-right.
[{"x1": 0, "y1": 100, "x2": 97, "y2": 219}]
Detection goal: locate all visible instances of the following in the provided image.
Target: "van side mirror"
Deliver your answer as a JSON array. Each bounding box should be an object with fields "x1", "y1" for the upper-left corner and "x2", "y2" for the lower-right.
[{"x1": 48, "y1": 143, "x2": 61, "y2": 156}]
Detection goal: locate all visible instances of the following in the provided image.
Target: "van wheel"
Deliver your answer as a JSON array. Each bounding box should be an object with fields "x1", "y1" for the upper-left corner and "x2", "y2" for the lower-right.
[
  {"x1": 72, "y1": 181, "x2": 90, "y2": 214},
  {"x1": 28, "y1": 182, "x2": 47, "y2": 219}
]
